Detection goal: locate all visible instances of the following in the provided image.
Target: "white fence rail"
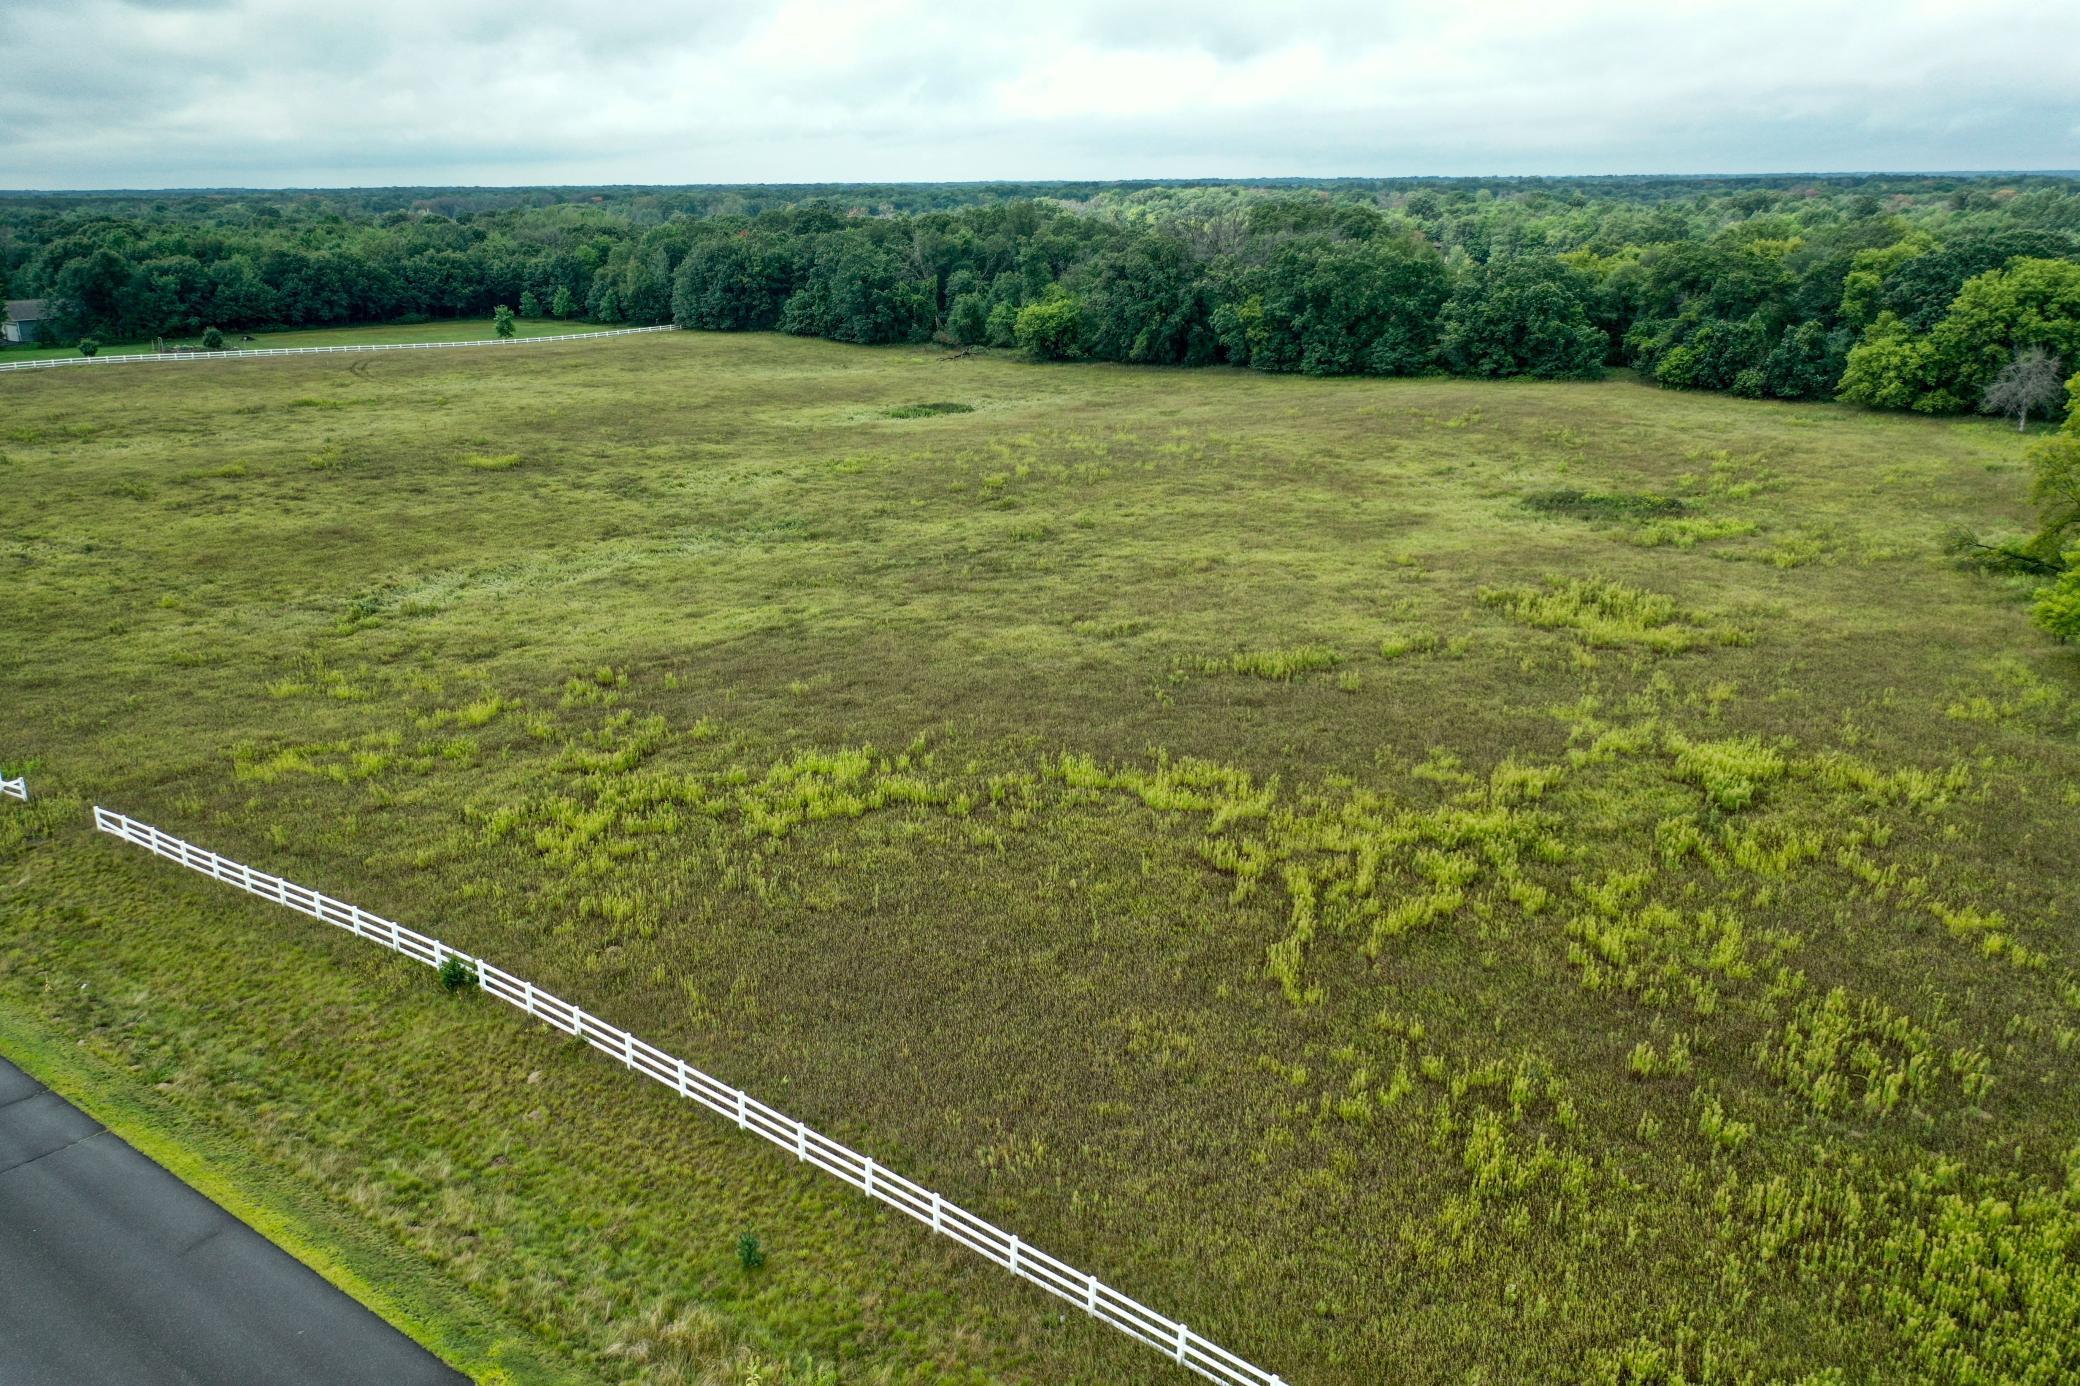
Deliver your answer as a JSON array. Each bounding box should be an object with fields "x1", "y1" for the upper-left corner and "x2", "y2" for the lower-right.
[
  {"x1": 0, "y1": 325, "x2": 675, "y2": 373},
  {"x1": 0, "y1": 776, "x2": 25, "y2": 802},
  {"x1": 88, "y1": 806, "x2": 1284, "y2": 1386}
]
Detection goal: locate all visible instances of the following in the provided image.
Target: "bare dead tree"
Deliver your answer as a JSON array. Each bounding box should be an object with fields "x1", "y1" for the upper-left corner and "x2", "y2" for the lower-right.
[{"x1": 1980, "y1": 347, "x2": 2067, "y2": 432}]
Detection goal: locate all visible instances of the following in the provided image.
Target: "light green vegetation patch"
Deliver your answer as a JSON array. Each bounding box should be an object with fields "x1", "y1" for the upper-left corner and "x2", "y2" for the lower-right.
[
  {"x1": 2, "y1": 331, "x2": 2078, "y2": 1385},
  {"x1": 1477, "y1": 575, "x2": 1748, "y2": 651}
]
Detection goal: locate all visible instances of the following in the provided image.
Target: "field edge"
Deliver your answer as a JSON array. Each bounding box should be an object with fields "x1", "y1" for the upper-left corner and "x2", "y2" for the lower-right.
[{"x1": 0, "y1": 997, "x2": 583, "y2": 1386}]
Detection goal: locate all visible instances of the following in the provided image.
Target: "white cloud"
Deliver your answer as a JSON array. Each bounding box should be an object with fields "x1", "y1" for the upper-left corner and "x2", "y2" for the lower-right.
[{"x1": 1, "y1": 0, "x2": 2075, "y2": 186}]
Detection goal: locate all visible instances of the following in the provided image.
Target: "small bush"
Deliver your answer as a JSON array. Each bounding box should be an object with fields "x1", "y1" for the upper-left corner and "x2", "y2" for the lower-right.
[
  {"x1": 438, "y1": 955, "x2": 477, "y2": 992},
  {"x1": 736, "y1": 1232, "x2": 765, "y2": 1271},
  {"x1": 78, "y1": 337, "x2": 100, "y2": 357},
  {"x1": 1479, "y1": 576, "x2": 1739, "y2": 651},
  {"x1": 883, "y1": 402, "x2": 973, "y2": 419},
  {"x1": 1667, "y1": 734, "x2": 1786, "y2": 812},
  {"x1": 201, "y1": 327, "x2": 225, "y2": 351},
  {"x1": 1524, "y1": 489, "x2": 1686, "y2": 521},
  {"x1": 1212, "y1": 645, "x2": 1340, "y2": 680},
  {"x1": 2034, "y1": 564, "x2": 2080, "y2": 642}
]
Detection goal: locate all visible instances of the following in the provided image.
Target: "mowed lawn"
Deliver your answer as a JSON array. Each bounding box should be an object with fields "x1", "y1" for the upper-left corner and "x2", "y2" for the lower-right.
[
  {"x1": 2, "y1": 331, "x2": 2077, "y2": 1384},
  {"x1": 0, "y1": 315, "x2": 629, "y2": 363}
]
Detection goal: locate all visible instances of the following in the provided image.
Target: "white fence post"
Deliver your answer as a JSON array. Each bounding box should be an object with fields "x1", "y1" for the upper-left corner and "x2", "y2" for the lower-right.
[
  {"x1": 0, "y1": 776, "x2": 27, "y2": 802},
  {"x1": 86, "y1": 805, "x2": 1284, "y2": 1386}
]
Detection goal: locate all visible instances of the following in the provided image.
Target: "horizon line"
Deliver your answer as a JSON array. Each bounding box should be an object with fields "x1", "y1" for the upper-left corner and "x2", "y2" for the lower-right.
[{"x1": 5, "y1": 169, "x2": 2080, "y2": 197}]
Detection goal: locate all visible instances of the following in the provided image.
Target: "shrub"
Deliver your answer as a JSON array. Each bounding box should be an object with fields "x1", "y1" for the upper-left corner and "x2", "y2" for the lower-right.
[
  {"x1": 1524, "y1": 489, "x2": 1686, "y2": 521},
  {"x1": 78, "y1": 337, "x2": 99, "y2": 357},
  {"x1": 985, "y1": 301, "x2": 1019, "y2": 348},
  {"x1": 1479, "y1": 576, "x2": 1737, "y2": 651},
  {"x1": 437, "y1": 955, "x2": 477, "y2": 992},
  {"x1": 946, "y1": 292, "x2": 990, "y2": 345},
  {"x1": 1213, "y1": 645, "x2": 1340, "y2": 680},
  {"x1": 2035, "y1": 564, "x2": 2080, "y2": 642},
  {"x1": 493, "y1": 305, "x2": 516, "y2": 339},
  {"x1": 1014, "y1": 295, "x2": 1083, "y2": 360},
  {"x1": 736, "y1": 1232, "x2": 765, "y2": 1271},
  {"x1": 883, "y1": 402, "x2": 973, "y2": 419},
  {"x1": 1666, "y1": 734, "x2": 1786, "y2": 812},
  {"x1": 201, "y1": 327, "x2": 225, "y2": 351}
]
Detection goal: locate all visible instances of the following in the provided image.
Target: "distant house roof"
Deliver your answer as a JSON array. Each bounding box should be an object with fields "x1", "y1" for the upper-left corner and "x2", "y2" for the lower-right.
[{"x1": 5, "y1": 299, "x2": 47, "y2": 321}]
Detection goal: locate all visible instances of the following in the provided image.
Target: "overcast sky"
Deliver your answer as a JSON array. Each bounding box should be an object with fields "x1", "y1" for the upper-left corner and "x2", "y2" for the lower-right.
[{"x1": 3, "y1": 0, "x2": 2076, "y2": 189}]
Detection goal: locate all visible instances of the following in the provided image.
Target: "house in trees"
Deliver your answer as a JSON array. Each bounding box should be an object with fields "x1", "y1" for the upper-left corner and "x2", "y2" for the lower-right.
[{"x1": 3, "y1": 299, "x2": 48, "y2": 344}]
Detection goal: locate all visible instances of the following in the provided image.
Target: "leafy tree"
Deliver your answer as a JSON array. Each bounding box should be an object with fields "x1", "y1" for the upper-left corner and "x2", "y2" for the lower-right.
[
  {"x1": 2026, "y1": 389, "x2": 2080, "y2": 557},
  {"x1": 1075, "y1": 235, "x2": 1221, "y2": 367},
  {"x1": 1013, "y1": 294, "x2": 1083, "y2": 360},
  {"x1": 1438, "y1": 259, "x2": 1606, "y2": 379},
  {"x1": 778, "y1": 237, "x2": 933, "y2": 345},
  {"x1": 1214, "y1": 235, "x2": 1449, "y2": 376},
  {"x1": 1836, "y1": 313, "x2": 1935, "y2": 410},
  {"x1": 2036, "y1": 567, "x2": 2080, "y2": 642},
  {"x1": 77, "y1": 336, "x2": 99, "y2": 357},
  {"x1": 0, "y1": 176, "x2": 2070, "y2": 407},
  {"x1": 48, "y1": 247, "x2": 131, "y2": 339},
  {"x1": 206, "y1": 256, "x2": 275, "y2": 327},
  {"x1": 946, "y1": 292, "x2": 990, "y2": 346},
  {"x1": 2015, "y1": 376, "x2": 2080, "y2": 639},
  {"x1": 1649, "y1": 317, "x2": 1769, "y2": 392},
  {"x1": 1843, "y1": 260, "x2": 2080, "y2": 413},
  {"x1": 1928, "y1": 260, "x2": 2080, "y2": 407},
  {"x1": 1762, "y1": 321, "x2": 1853, "y2": 401},
  {"x1": 493, "y1": 305, "x2": 516, "y2": 338},
  {"x1": 670, "y1": 233, "x2": 792, "y2": 331},
  {"x1": 984, "y1": 301, "x2": 1019, "y2": 349},
  {"x1": 1878, "y1": 230, "x2": 2078, "y2": 330},
  {"x1": 200, "y1": 326, "x2": 224, "y2": 350}
]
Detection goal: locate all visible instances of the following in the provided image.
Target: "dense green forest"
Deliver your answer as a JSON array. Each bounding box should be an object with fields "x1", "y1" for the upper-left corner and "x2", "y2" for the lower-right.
[{"x1": 4, "y1": 175, "x2": 2078, "y2": 417}]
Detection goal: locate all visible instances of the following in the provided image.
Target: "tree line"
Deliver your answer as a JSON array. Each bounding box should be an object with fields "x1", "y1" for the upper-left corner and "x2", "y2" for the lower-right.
[{"x1": 4, "y1": 176, "x2": 2076, "y2": 417}]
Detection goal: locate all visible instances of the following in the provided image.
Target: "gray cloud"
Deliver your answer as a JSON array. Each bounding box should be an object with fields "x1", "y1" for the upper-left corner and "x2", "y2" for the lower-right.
[{"x1": 2, "y1": 0, "x2": 2076, "y2": 188}]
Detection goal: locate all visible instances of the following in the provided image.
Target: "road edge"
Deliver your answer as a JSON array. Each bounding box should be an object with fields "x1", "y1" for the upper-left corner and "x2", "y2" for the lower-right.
[{"x1": 0, "y1": 1004, "x2": 581, "y2": 1386}]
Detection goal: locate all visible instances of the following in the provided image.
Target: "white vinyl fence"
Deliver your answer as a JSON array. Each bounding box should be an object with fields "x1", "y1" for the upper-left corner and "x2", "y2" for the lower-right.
[
  {"x1": 0, "y1": 325, "x2": 675, "y2": 373},
  {"x1": 0, "y1": 776, "x2": 25, "y2": 801},
  {"x1": 89, "y1": 806, "x2": 1286, "y2": 1386}
]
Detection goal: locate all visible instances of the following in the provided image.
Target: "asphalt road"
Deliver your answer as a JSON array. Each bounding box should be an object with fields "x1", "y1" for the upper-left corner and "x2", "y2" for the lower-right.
[{"x1": 0, "y1": 1055, "x2": 465, "y2": 1386}]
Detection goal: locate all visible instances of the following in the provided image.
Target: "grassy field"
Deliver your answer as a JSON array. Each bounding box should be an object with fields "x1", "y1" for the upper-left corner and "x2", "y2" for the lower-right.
[
  {"x1": 0, "y1": 315, "x2": 627, "y2": 363},
  {"x1": 2, "y1": 332, "x2": 2077, "y2": 1384}
]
